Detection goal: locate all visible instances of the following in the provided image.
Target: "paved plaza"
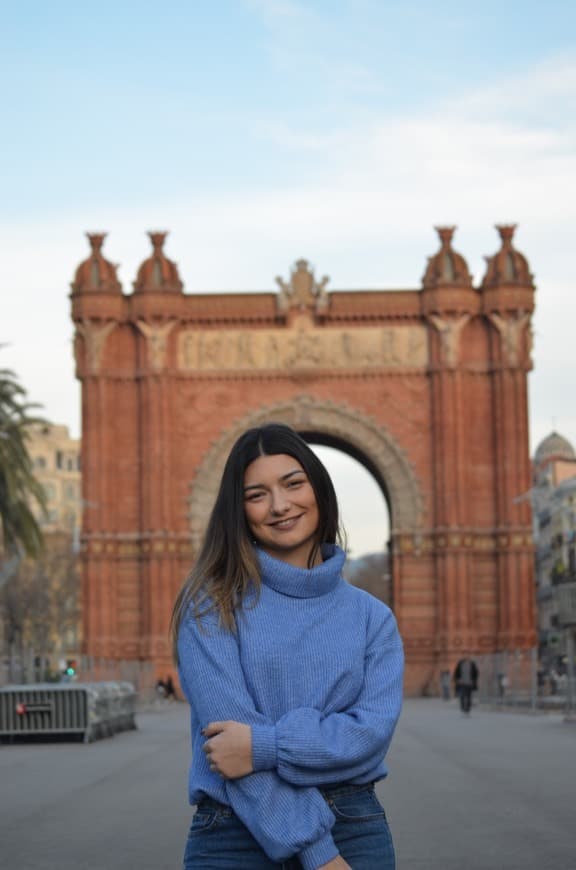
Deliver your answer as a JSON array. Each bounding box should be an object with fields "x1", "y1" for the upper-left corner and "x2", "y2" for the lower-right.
[{"x1": 0, "y1": 698, "x2": 574, "y2": 869}]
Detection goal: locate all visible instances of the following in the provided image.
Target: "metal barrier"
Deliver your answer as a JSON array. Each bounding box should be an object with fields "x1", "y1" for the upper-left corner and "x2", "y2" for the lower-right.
[
  {"x1": 0, "y1": 655, "x2": 162, "y2": 710},
  {"x1": 0, "y1": 681, "x2": 137, "y2": 743}
]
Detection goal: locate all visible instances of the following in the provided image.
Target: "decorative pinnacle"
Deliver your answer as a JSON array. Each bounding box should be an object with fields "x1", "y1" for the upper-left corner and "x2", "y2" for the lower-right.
[
  {"x1": 435, "y1": 226, "x2": 456, "y2": 248},
  {"x1": 87, "y1": 233, "x2": 106, "y2": 254},
  {"x1": 496, "y1": 224, "x2": 517, "y2": 246},
  {"x1": 148, "y1": 231, "x2": 168, "y2": 254}
]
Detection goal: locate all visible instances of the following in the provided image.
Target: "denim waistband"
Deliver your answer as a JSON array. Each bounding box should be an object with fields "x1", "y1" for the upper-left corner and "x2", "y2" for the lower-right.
[
  {"x1": 196, "y1": 796, "x2": 233, "y2": 815},
  {"x1": 320, "y1": 781, "x2": 376, "y2": 799},
  {"x1": 197, "y1": 781, "x2": 375, "y2": 813}
]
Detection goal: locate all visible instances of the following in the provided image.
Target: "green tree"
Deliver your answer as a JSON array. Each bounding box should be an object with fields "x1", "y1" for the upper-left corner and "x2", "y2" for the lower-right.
[{"x1": 0, "y1": 362, "x2": 47, "y2": 561}]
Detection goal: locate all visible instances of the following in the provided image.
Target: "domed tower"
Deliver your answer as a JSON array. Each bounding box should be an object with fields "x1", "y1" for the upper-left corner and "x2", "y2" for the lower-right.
[
  {"x1": 421, "y1": 226, "x2": 480, "y2": 368},
  {"x1": 70, "y1": 228, "x2": 186, "y2": 668},
  {"x1": 534, "y1": 431, "x2": 576, "y2": 467},
  {"x1": 482, "y1": 225, "x2": 535, "y2": 368},
  {"x1": 70, "y1": 233, "x2": 128, "y2": 662},
  {"x1": 420, "y1": 228, "x2": 482, "y2": 657},
  {"x1": 70, "y1": 233, "x2": 124, "y2": 378},
  {"x1": 422, "y1": 226, "x2": 473, "y2": 291},
  {"x1": 129, "y1": 232, "x2": 184, "y2": 666},
  {"x1": 133, "y1": 232, "x2": 183, "y2": 294},
  {"x1": 481, "y1": 225, "x2": 536, "y2": 650},
  {"x1": 71, "y1": 233, "x2": 122, "y2": 296},
  {"x1": 130, "y1": 231, "x2": 183, "y2": 370},
  {"x1": 483, "y1": 224, "x2": 534, "y2": 290}
]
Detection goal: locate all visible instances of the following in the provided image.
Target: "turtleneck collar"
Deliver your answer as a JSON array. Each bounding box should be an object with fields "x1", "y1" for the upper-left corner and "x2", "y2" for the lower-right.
[{"x1": 256, "y1": 544, "x2": 346, "y2": 599}]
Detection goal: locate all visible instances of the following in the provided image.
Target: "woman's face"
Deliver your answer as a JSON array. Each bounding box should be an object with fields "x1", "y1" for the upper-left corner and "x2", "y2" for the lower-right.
[{"x1": 243, "y1": 453, "x2": 320, "y2": 567}]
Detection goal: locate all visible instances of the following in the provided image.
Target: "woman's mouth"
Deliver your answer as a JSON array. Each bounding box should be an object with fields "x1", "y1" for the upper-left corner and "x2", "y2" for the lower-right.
[{"x1": 269, "y1": 515, "x2": 302, "y2": 530}]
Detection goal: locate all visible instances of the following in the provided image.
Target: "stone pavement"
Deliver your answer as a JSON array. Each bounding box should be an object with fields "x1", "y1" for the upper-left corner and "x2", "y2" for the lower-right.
[
  {"x1": 0, "y1": 698, "x2": 574, "y2": 869},
  {"x1": 382, "y1": 699, "x2": 575, "y2": 870}
]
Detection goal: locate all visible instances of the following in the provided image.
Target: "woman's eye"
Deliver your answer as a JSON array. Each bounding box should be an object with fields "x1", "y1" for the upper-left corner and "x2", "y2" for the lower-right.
[
  {"x1": 246, "y1": 492, "x2": 264, "y2": 502},
  {"x1": 287, "y1": 479, "x2": 304, "y2": 488}
]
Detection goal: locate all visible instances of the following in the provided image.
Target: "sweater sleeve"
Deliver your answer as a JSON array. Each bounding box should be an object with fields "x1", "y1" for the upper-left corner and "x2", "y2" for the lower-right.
[
  {"x1": 251, "y1": 607, "x2": 404, "y2": 786},
  {"x1": 177, "y1": 611, "x2": 338, "y2": 870}
]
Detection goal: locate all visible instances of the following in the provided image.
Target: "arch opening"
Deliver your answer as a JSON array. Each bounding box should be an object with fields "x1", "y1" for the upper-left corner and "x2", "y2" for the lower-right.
[
  {"x1": 308, "y1": 440, "x2": 392, "y2": 605},
  {"x1": 299, "y1": 430, "x2": 392, "y2": 512}
]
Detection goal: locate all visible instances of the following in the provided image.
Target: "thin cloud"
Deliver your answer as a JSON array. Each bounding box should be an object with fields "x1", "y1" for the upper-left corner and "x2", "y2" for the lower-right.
[
  {"x1": 246, "y1": 0, "x2": 316, "y2": 21},
  {"x1": 449, "y1": 55, "x2": 576, "y2": 124}
]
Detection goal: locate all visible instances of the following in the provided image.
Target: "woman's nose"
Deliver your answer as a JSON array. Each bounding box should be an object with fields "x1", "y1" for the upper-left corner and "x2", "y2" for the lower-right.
[{"x1": 269, "y1": 489, "x2": 290, "y2": 515}]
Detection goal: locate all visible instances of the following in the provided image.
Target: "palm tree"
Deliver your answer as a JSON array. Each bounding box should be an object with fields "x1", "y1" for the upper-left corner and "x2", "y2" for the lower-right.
[{"x1": 0, "y1": 361, "x2": 47, "y2": 562}]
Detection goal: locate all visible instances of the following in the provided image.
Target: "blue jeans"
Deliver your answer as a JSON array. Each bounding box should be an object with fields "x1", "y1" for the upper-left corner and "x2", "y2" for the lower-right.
[{"x1": 183, "y1": 783, "x2": 395, "y2": 869}]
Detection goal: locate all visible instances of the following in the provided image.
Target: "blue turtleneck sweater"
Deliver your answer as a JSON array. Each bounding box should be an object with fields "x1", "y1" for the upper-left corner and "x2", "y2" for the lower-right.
[{"x1": 177, "y1": 545, "x2": 404, "y2": 870}]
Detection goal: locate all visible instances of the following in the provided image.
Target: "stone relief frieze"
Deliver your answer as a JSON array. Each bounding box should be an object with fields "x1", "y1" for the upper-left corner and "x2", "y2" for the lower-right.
[{"x1": 178, "y1": 325, "x2": 428, "y2": 372}]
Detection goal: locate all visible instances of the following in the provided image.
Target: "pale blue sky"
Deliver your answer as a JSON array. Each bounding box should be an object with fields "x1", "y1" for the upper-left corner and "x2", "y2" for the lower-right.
[
  {"x1": 2, "y1": 1, "x2": 575, "y2": 554},
  {"x1": 3, "y1": 0, "x2": 575, "y2": 212}
]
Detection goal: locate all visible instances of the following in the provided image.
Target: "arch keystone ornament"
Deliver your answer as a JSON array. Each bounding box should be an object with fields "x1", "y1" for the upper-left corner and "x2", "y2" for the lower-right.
[{"x1": 71, "y1": 230, "x2": 537, "y2": 694}]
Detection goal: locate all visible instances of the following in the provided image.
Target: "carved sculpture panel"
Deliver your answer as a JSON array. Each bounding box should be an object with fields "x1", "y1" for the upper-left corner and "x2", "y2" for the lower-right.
[
  {"x1": 488, "y1": 312, "x2": 531, "y2": 366},
  {"x1": 75, "y1": 321, "x2": 116, "y2": 374},
  {"x1": 136, "y1": 320, "x2": 177, "y2": 371},
  {"x1": 427, "y1": 314, "x2": 470, "y2": 368},
  {"x1": 178, "y1": 325, "x2": 428, "y2": 372}
]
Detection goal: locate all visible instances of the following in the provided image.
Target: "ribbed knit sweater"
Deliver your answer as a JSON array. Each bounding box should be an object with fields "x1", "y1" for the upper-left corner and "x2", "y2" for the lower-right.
[{"x1": 177, "y1": 545, "x2": 404, "y2": 870}]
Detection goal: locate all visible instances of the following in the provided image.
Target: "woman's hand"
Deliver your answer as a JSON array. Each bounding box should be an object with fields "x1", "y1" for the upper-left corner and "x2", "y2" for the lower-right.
[
  {"x1": 202, "y1": 720, "x2": 253, "y2": 779},
  {"x1": 317, "y1": 858, "x2": 351, "y2": 869}
]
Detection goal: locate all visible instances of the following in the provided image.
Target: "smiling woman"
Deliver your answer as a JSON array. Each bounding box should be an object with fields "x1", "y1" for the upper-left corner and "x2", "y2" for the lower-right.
[
  {"x1": 243, "y1": 455, "x2": 321, "y2": 567},
  {"x1": 170, "y1": 423, "x2": 404, "y2": 870}
]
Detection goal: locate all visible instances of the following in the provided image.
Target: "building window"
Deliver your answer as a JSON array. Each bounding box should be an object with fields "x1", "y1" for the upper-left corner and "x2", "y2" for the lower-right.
[
  {"x1": 56, "y1": 450, "x2": 63, "y2": 469},
  {"x1": 67, "y1": 457, "x2": 75, "y2": 471},
  {"x1": 77, "y1": 454, "x2": 81, "y2": 470},
  {"x1": 65, "y1": 483, "x2": 76, "y2": 501},
  {"x1": 44, "y1": 483, "x2": 56, "y2": 501},
  {"x1": 35, "y1": 456, "x2": 47, "y2": 469}
]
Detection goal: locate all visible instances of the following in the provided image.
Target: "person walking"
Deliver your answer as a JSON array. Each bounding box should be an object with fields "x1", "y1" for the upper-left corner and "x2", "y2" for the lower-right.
[
  {"x1": 171, "y1": 423, "x2": 404, "y2": 869},
  {"x1": 453, "y1": 657, "x2": 479, "y2": 714},
  {"x1": 165, "y1": 674, "x2": 177, "y2": 702}
]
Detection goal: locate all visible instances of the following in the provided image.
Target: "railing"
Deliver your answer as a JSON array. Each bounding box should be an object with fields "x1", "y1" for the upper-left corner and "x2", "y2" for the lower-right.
[
  {"x1": 0, "y1": 682, "x2": 137, "y2": 743},
  {"x1": 0, "y1": 654, "x2": 159, "y2": 710},
  {"x1": 474, "y1": 648, "x2": 575, "y2": 716}
]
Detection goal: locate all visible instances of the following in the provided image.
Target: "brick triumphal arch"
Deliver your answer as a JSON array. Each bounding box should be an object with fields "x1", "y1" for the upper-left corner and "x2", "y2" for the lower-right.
[{"x1": 71, "y1": 226, "x2": 536, "y2": 694}]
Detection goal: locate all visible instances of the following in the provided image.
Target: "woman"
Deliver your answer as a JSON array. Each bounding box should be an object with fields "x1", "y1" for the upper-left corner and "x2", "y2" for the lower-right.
[{"x1": 171, "y1": 423, "x2": 404, "y2": 869}]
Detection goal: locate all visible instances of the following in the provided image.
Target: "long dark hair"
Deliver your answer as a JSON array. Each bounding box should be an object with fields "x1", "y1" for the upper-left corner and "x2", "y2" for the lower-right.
[{"x1": 170, "y1": 423, "x2": 342, "y2": 659}]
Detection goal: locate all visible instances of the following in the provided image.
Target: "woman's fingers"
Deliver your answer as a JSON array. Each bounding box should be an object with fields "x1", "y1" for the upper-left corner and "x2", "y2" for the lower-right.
[
  {"x1": 201, "y1": 721, "x2": 252, "y2": 779},
  {"x1": 203, "y1": 720, "x2": 228, "y2": 737}
]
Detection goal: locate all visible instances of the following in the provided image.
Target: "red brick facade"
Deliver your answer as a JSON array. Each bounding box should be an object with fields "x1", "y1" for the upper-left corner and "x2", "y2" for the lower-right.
[{"x1": 70, "y1": 226, "x2": 536, "y2": 694}]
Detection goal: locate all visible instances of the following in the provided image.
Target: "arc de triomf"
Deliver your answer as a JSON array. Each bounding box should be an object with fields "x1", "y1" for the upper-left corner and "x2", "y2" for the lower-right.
[{"x1": 70, "y1": 225, "x2": 536, "y2": 694}]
